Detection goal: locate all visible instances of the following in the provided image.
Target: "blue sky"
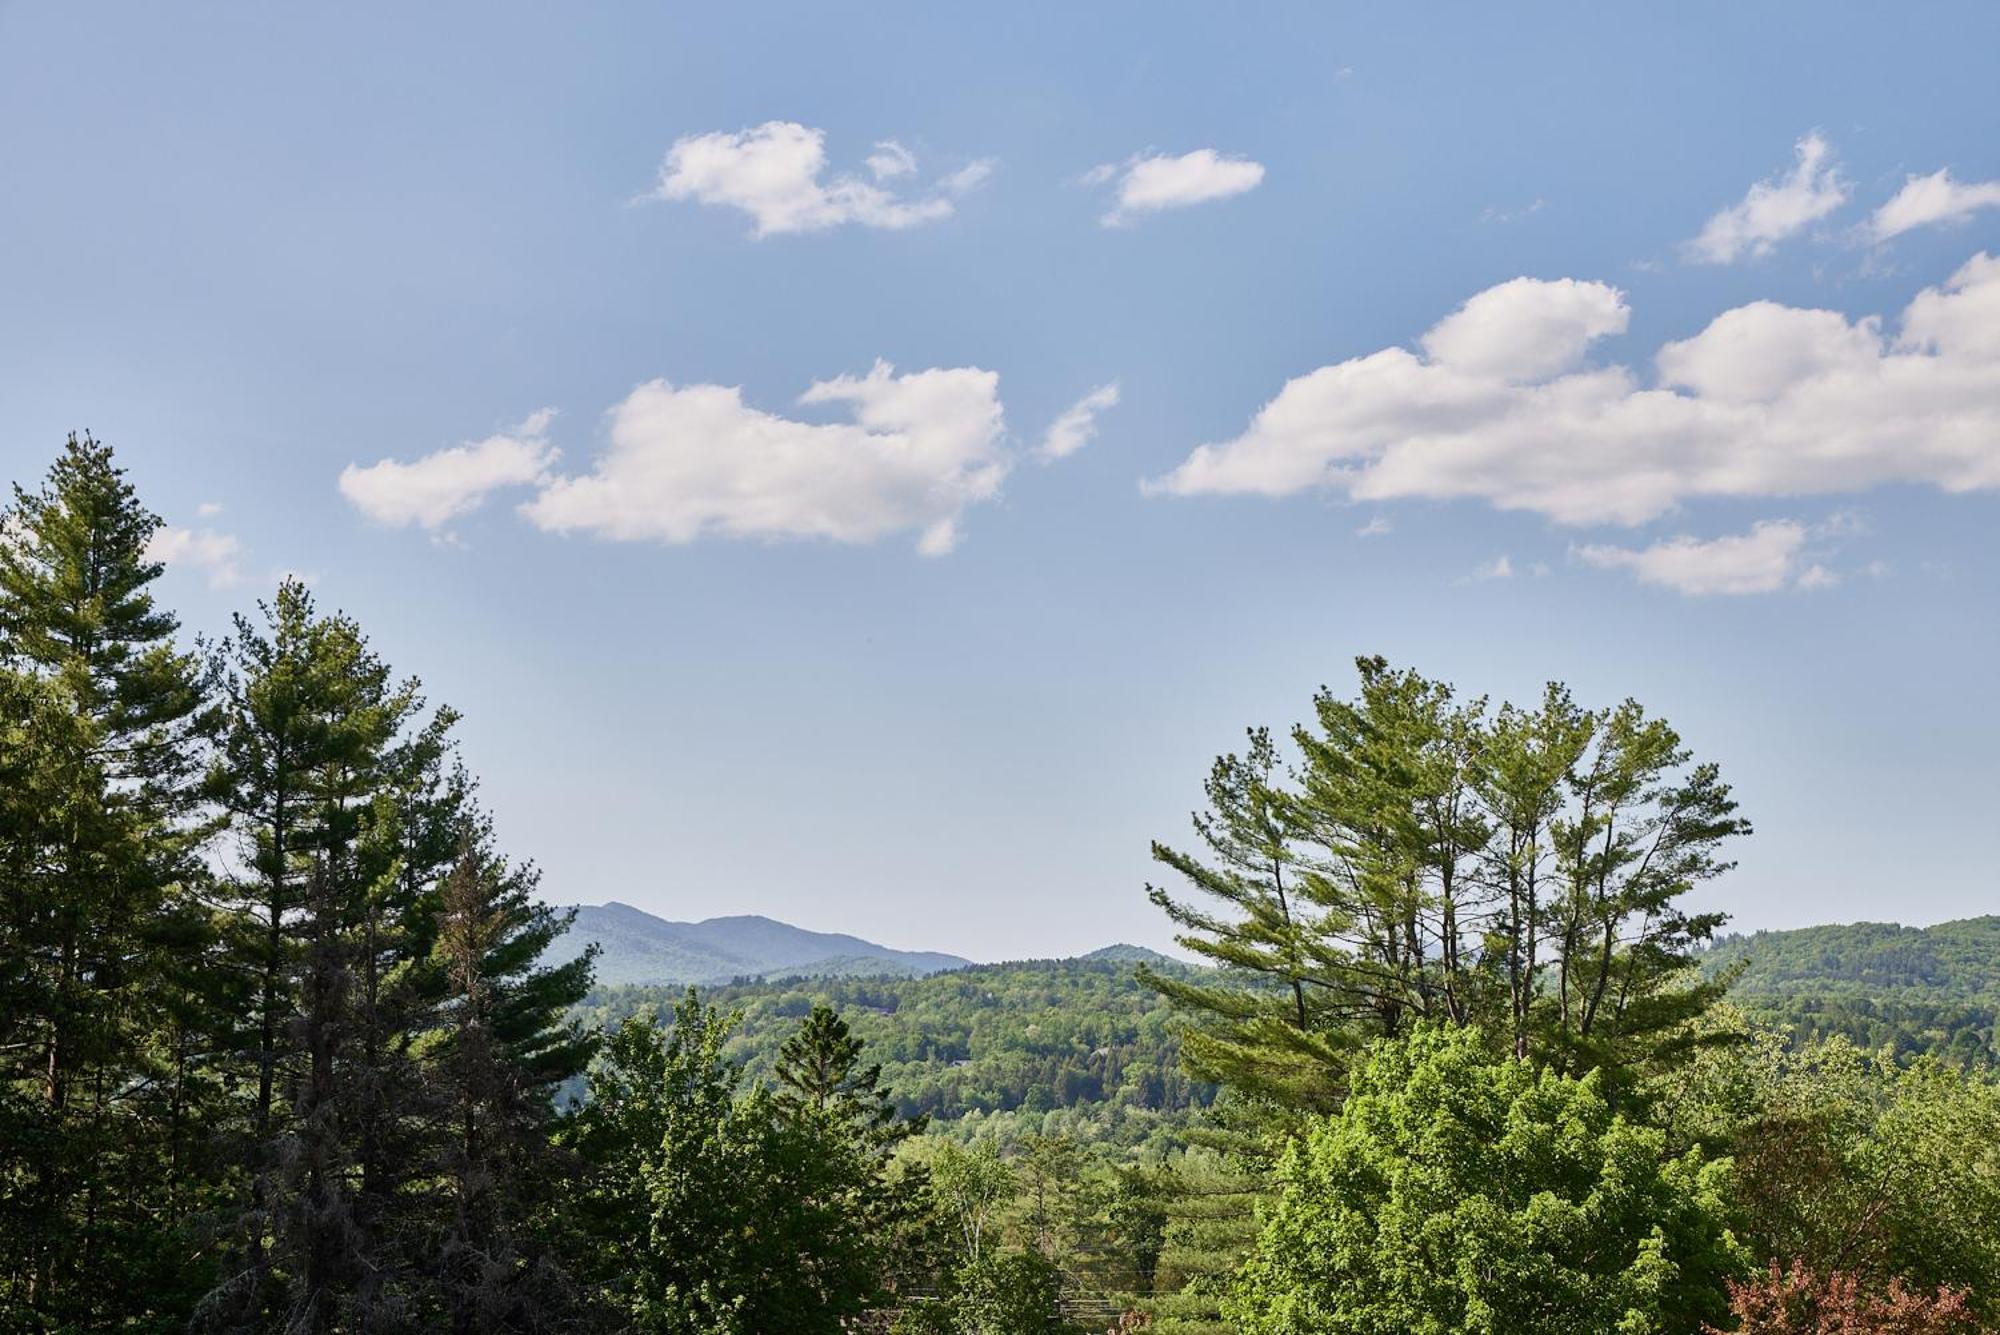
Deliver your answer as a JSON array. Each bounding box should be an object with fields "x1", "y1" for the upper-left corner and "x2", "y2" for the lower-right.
[{"x1": 3, "y1": 3, "x2": 1997, "y2": 959}]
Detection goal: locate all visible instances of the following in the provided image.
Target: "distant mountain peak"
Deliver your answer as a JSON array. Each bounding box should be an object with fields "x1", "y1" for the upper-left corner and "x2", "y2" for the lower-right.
[
  {"x1": 1079, "y1": 943, "x2": 1178, "y2": 966},
  {"x1": 551, "y1": 902, "x2": 972, "y2": 988}
]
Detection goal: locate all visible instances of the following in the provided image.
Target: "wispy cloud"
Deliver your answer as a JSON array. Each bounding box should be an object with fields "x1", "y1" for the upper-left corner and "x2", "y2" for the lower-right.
[
  {"x1": 1685, "y1": 132, "x2": 1848, "y2": 264},
  {"x1": 1870, "y1": 168, "x2": 2000, "y2": 242},
  {"x1": 146, "y1": 525, "x2": 245, "y2": 589},
  {"x1": 1085, "y1": 149, "x2": 1264, "y2": 227},
  {"x1": 340, "y1": 410, "x2": 558, "y2": 532},
  {"x1": 648, "y1": 121, "x2": 988, "y2": 237},
  {"x1": 1573, "y1": 521, "x2": 1820, "y2": 595},
  {"x1": 865, "y1": 139, "x2": 917, "y2": 181},
  {"x1": 1038, "y1": 382, "x2": 1120, "y2": 460},
  {"x1": 1479, "y1": 198, "x2": 1546, "y2": 225}
]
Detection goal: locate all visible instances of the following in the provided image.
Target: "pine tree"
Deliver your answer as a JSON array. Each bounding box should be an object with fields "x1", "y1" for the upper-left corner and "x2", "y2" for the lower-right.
[
  {"x1": 1139, "y1": 1100, "x2": 1283, "y2": 1335},
  {"x1": 774, "y1": 1003, "x2": 924, "y2": 1150},
  {"x1": 201, "y1": 579, "x2": 435, "y2": 1330},
  {"x1": 1140, "y1": 730, "x2": 1352, "y2": 1110},
  {"x1": 0, "y1": 435, "x2": 216, "y2": 1326},
  {"x1": 1288, "y1": 657, "x2": 1493, "y2": 1037},
  {"x1": 1146, "y1": 659, "x2": 1748, "y2": 1110},
  {"x1": 429, "y1": 841, "x2": 597, "y2": 1334}
]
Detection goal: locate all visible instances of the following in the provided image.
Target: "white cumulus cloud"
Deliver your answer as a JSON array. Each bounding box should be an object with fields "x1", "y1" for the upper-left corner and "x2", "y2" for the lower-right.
[
  {"x1": 1685, "y1": 132, "x2": 1849, "y2": 264},
  {"x1": 1419, "y1": 277, "x2": 1629, "y2": 382},
  {"x1": 650, "y1": 121, "x2": 985, "y2": 237},
  {"x1": 341, "y1": 410, "x2": 558, "y2": 531},
  {"x1": 1574, "y1": 521, "x2": 1819, "y2": 595},
  {"x1": 1039, "y1": 382, "x2": 1121, "y2": 459},
  {"x1": 1870, "y1": 168, "x2": 2000, "y2": 242},
  {"x1": 1148, "y1": 253, "x2": 2000, "y2": 527},
  {"x1": 1088, "y1": 149, "x2": 1264, "y2": 226},
  {"x1": 146, "y1": 525, "x2": 244, "y2": 588},
  {"x1": 521, "y1": 361, "x2": 1008, "y2": 555}
]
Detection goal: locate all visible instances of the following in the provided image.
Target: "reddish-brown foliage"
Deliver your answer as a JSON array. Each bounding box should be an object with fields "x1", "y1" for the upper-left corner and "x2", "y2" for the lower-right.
[{"x1": 1709, "y1": 1260, "x2": 1987, "y2": 1334}]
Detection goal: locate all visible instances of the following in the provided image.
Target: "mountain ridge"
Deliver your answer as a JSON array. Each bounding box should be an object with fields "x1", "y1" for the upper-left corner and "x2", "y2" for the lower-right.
[
  {"x1": 550, "y1": 902, "x2": 975, "y2": 987},
  {"x1": 1702, "y1": 914, "x2": 2000, "y2": 1001}
]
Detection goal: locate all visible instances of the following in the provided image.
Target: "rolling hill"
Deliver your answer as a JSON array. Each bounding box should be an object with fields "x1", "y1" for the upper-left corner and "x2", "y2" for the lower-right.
[
  {"x1": 574, "y1": 956, "x2": 1212, "y2": 1146},
  {"x1": 1703, "y1": 915, "x2": 2000, "y2": 1001},
  {"x1": 548, "y1": 901, "x2": 973, "y2": 986}
]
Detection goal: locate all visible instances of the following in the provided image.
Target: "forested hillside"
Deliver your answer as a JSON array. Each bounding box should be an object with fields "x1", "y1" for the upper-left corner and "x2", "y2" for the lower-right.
[
  {"x1": 578, "y1": 959, "x2": 1214, "y2": 1149},
  {"x1": 1707, "y1": 916, "x2": 2000, "y2": 999},
  {"x1": 1705, "y1": 917, "x2": 2000, "y2": 1065}
]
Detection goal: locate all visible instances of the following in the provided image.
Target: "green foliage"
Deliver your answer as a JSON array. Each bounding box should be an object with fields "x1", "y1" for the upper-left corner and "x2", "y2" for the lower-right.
[
  {"x1": 1141, "y1": 1102, "x2": 1282, "y2": 1335},
  {"x1": 1655, "y1": 1028, "x2": 2000, "y2": 1317},
  {"x1": 0, "y1": 435, "x2": 219, "y2": 1328},
  {"x1": 0, "y1": 438, "x2": 606, "y2": 1331},
  {"x1": 1144, "y1": 728, "x2": 1353, "y2": 1109},
  {"x1": 1230, "y1": 1026, "x2": 1746, "y2": 1334},
  {"x1": 924, "y1": 1139, "x2": 1018, "y2": 1264},
  {"x1": 1146, "y1": 658, "x2": 1746, "y2": 1119},
  {"x1": 569, "y1": 993, "x2": 924, "y2": 1332},
  {"x1": 776, "y1": 1003, "x2": 925, "y2": 1150},
  {"x1": 950, "y1": 1251, "x2": 1068, "y2": 1333},
  {"x1": 1705, "y1": 917, "x2": 2000, "y2": 1001},
  {"x1": 1701, "y1": 918, "x2": 2000, "y2": 1065},
  {"x1": 579, "y1": 958, "x2": 1214, "y2": 1150},
  {"x1": 429, "y1": 845, "x2": 598, "y2": 1332}
]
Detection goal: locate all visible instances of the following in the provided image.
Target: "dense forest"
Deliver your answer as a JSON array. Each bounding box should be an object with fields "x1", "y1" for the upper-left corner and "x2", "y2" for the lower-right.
[
  {"x1": 1703, "y1": 918, "x2": 2000, "y2": 1067},
  {"x1": 579, "y1": 960, "x2": 1213, "y2": 1150},
  {"x1": 5, "y1": 436, "x2": 2000, "y2": 1333}
]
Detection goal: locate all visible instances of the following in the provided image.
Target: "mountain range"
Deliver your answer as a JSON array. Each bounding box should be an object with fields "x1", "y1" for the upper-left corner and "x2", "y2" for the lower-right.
[
  {"x1": 556, "y1": 900, "x2": 2000, "y2": 999},
  {"x1": 548, "y1": 902, "x2": 1185, "y2": 987},
  {"x1": 549, "y1": 902, "x2": 975, "y2": 987}
]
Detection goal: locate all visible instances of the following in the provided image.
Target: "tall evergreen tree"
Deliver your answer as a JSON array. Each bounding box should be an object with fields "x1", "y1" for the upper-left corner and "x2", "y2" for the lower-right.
[
  {"x1": 1145, "y1": 658, "x2": 1749, "y2": 1111},
  {"x1": 0, "y1": 435, "x2": 216, "y2": 1327},
  {"x1": 1141, "y1": 730, "x2": 1351, "y2": 1110},
  {"x1": 201, "y1": 579, "x2": 436, "y2": 1330},
  {"x1": 428, "y1": 841, "x2": 597, "y2": 1334},
  {"x1": 774, "y1": 1003, "x2": 923, "y2": 1149}
]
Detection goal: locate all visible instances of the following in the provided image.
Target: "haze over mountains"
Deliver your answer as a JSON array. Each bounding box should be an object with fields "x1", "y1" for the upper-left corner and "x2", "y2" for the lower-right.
[
  {"x1": 546, "y1": 903, "x2": 972, "y2": 986},
  {"x1": 556, "y1": 900, "x2": 2000, "y2": 995},
  {"x1": 549, "y1": 902, "x2": 1182, "y2": 987}
]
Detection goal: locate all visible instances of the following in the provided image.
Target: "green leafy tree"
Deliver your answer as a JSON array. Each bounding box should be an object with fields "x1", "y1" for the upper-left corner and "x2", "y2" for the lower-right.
[
  {"x1": 571, "y1": 993, "x2": 910, "y2": 1333},
  {"x1": 1662, "y1": 1033, "x2": 2000, "y2": 1318},
  {"x1": 1229, "y1": 1025, "x2": 1746, "y2": 1334},
  {"x1": 927, "y1": 1139, "x2": 1017, "y2": 1266}
]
